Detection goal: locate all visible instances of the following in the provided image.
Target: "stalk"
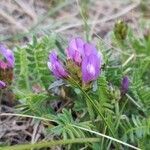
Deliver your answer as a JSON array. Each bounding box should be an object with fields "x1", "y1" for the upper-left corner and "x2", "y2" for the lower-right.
[{"x1": 1, "y1": 138, "x2": 100, "y2": 150}]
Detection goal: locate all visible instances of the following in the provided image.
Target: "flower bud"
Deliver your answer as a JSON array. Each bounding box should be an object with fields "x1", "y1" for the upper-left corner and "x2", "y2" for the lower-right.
[
  {"x1": 121, "y1": 76, "x2": 129, "y2": 95},
  {"x1": 0, "y1": 80, "x2": 6, "y2": 89},
  {"x1": 48, "y1": 51, "x2": 68, "y2": 79}
]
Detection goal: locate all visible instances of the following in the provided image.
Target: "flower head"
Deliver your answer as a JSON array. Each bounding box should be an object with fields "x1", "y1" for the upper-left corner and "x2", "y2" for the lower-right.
[
  {"x1": 121, "y1": 76, "x2": 129, "y2": 95},
  {"x1": 0, "y1": 80, "x2": 6, "y2": 89},
  {"x1": 82, "y1": 43, "x2": 102, "y2": 83},
  {"x1": 48, "y1": 51, "x2": 68, "y2": 79},
  {"x1": 67, "y1": 38, "x2": 85, "y2": 65},
  {"x1": 48, "y1": 38, "x2": 103, "y2": 86},
  {"x1": 0, "y1": 44, "x2": 15, "y2": 68}
]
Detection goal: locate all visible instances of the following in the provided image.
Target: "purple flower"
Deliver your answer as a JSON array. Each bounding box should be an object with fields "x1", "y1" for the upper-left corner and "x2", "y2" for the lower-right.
[
  {"x1": 82, "y1": 43, "x2": 102, "y2": 83},
  {"x1": 48, "y1": 38, "x2": 103, "y2": 85},
  {"x1": 0, "y1": 60, "x2": 8, "y2": 70},
  {"x1": 67, "y1": 38, "x2": 85, "y2": 65},
  {"x1": 0, "y1": 80, "x2": 6, "y2": 89},
  {"x1": 0, "y1": 44, "x2": 15, "y2": 68},
  {"x1": 48, "y1": 51, "x2": 68, "y2": 79},
  {"x1": 121, "y1": 76, "x2": 129, "y2": 95},
  {"x1": 83, "y1": 43, "x2": 97, "y2": 56}
]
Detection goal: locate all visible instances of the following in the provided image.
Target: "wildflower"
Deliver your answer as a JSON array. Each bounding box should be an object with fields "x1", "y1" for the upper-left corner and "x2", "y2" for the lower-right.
[
  {"x1": 48, "y1": 38, "x2": 103, "y2": 86},
  {"x1": 48, "y1": 51, "x2": 68, "y2": 79},
  {"x1": 67, "y1": 38, "x2": 85, "y2": 65},
  {"x1": 0, "y1": 80, "x2": 6, "y2": 89},
  {"x1": 82, "y1": 43, "x2": 102, "y2": 83},
  {"x1": 0, "y1": 44, "x2": 15, "y2": 68},
  {"x1": 121, "y1": 76, "x2": 129, "y2": 95}
]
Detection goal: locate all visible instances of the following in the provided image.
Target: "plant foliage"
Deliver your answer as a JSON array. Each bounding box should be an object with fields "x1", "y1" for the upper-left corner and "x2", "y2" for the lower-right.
[{"x1": 2, "y1": 24, "x2": 150, "y2": 150}]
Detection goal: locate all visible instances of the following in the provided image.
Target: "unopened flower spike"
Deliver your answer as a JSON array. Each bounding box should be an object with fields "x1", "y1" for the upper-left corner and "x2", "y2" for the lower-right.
[
  {"x1": 114, "y1": 20, "x2": 128, "y2": 41},
  {"x1": 121, "y1": 76, "x2": 129, "y2": 95}
]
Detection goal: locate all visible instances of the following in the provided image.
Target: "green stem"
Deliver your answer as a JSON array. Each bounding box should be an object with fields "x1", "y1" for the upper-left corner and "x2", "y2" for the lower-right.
[
  {"x1": 69, "y1": 78, "x2": 115, "y2": 137},
  {"x1": 1, "y1": 138, "x2": 100, "y2": 150},
  {"x1": 77, "y1": 0, "x2": 90, "y2": 42},
  {"x1": 80, "y1": 86, "x2": 115, "y2": 136},
  {"x1": 106, "y1": 99, "x2": 128, "y2": 150},
  {"x1": 101, "y1": 126, "x2": 107, "y2": 150},
  {"x1": 0, "y1": 113, "x2": 55, "y2": 122},
  {"x1": 71, "y1": 124, "x2": 140, "y2": 150},
  {"x1": 85, "y1": 96, "x2": 95, "y2": 120},
  {"x1": 68, "y1": 77, "x2": 120, "y2": 149}
]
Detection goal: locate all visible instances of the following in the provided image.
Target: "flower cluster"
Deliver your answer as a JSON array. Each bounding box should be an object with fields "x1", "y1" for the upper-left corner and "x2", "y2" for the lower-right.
[
  {"x1": 0, "y1": 44, "x2": 15, "y2": 89},
  {"x1": 48, "y1": 38, "x2": 102, "y2": 85}
]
